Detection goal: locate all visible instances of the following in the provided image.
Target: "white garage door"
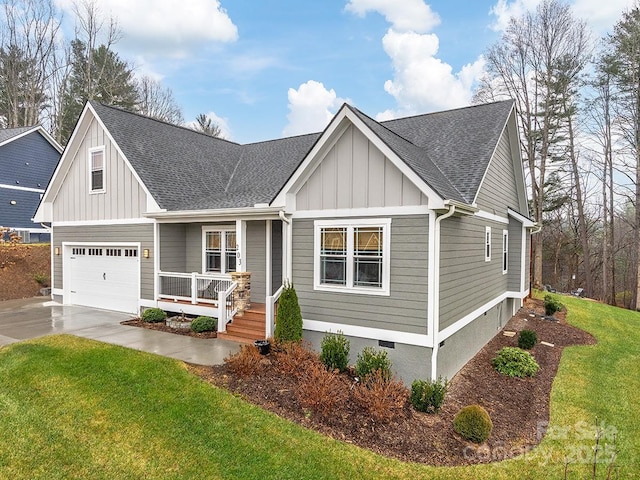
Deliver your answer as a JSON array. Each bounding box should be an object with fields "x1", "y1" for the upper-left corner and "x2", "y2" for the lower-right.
[{"x1": 66, "y1": 246, "x2": 140, "y2": 313}]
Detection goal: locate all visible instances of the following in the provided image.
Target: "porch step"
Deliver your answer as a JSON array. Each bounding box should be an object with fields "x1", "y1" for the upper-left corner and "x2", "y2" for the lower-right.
[{"x1": 222, "y1": 303, "x2": 266, "y2": 343}]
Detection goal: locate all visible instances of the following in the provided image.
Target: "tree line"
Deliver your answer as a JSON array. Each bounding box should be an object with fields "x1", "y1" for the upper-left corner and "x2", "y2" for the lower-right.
[{"x1": 0, "y1": 0, "x2": 219, "y2": 144}]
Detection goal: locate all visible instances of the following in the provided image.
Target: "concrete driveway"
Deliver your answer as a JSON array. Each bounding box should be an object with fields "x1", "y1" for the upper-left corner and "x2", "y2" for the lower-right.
[{"x1": 0, "y1": 297, "x2": 240, "y2": 365}]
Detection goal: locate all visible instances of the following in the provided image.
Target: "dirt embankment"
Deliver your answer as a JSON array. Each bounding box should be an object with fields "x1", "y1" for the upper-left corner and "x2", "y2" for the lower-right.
[{"x1": 0, "y1": 244, "x2": 50, "y2": 301}]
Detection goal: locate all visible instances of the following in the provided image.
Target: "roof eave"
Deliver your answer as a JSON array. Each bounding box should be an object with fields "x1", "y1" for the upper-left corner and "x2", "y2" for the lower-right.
[{"x1": 144, "y1": 205, "x2": 284, "y2": 222}]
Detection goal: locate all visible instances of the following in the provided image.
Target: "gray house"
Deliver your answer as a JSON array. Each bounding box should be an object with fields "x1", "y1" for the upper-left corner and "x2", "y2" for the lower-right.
[
  {"x1": 34, "y1": 100, "x2": 533, "y2": 382},
  {"x1": 0, "y1": 126, "x2": 62, "y2": 242}
]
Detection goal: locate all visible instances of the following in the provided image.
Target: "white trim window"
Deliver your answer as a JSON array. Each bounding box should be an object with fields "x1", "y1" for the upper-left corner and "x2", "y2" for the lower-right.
[
  {"x1": 314, "y1": 218, "x2": 391, "y2": 296},
  {"x1": 502, "y1": 229, "x2": 509, "y2": 274},
  {"x1": 202, "y1": 228, "x2": 237, "y2": 273},
  {"x1": 485, "y1": 226, "x2": 491, "y2": 262},
  {"x1": 89, "y1": 147, "x2": 105, "y2": 193}
]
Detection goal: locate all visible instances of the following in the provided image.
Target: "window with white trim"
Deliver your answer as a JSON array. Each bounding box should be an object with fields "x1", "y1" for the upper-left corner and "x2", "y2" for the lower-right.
[
  {"x1": 314, "y1": 219, "x2": 391, "y2": 295},
  {"x1": 89, "y1": 147, "x2": 105, "y2": 193},
  {"x1": 502, "y1": 230, "x2": 508, "y2": 274},
  {"x1": 203, "y1": 229, "x2": 236, "y2": 274},
  {"x1": 485, "y1": 226, "x2": 491, "y2": 262}
]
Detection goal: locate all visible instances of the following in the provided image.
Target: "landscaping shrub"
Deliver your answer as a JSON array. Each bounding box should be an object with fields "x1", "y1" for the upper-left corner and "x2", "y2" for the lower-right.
[
  {"x1": 224, "y1": 344, "x2": 263, "y2": 376},
  {"x1": 319, "y1": 331, "x2": 350, "y2": 372},
  {"x1": 453, "y1": 405, "x2": 493, "y2": 444},
  {"x1": 518, "y1": 329, "x2": 537, "y2": 349},
  {"x1": 492, "y1": 346, "x2": 539, "y2": 377},
  {"x1": 297, "y1": 362, "x2": 348, "y2": 418},
  {"x1": 410, "y1": 377, "x2": 448, "y2": 413},
  {"x1": 355, "y1": 347, "x2": 392, "y2": 380},
  {"x1": 544, "y1": 294, "x2": 563, "y2": 316},
  {"x1": 141, "y1": 307, "x2": 166, "y2": 323},
  {"x1": 274, "y1": 340, "x2": 320, "y2": 378},
  {"x1": 352, "y1": 370, "x2": 408, "y2": 422},
  {"x1": 191, "y1": 316, "x2": 217, "y2": 333},
  {"x1": 274, "y1": 282, "x2": 303, "y2": 342}
]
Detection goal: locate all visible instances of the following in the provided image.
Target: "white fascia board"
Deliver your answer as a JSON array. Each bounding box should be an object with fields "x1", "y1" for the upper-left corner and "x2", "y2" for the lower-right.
[
  {"x1": 0, "y1": 126, "x2": 40, "y2": 147},
  {"x1": 0, "y1": 184, "x2": 45, "y2": 193},
  {"x1": 303, "y1": 319, "x2": 433, "y2": 348},
  {"x1": 271, "y1": 105, "x2": 446, "y2": 211},
  {"x1": 146, "y1": 206, "x2": 283, "y2": 223},
  {"x1": 508, "y1": 208, "x2": 536, "y2": 228},
  {"x1": 0, "y1": 125, "x2": 64, "y2": 153}
]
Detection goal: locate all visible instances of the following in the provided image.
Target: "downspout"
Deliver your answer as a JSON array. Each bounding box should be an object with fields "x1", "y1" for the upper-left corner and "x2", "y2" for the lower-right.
[
  {"x1": 41, "y1": 223, "x2": 53, "y2": 300},
  {"x1": 279, "y1": 210, "x2": 292, "y2": 281},
  {"x1": 430, "y1": 204, "x2": 457, "y2": 380},
  {"x1": 528, "y1": 224, "x2": 542, "y2": 298}
]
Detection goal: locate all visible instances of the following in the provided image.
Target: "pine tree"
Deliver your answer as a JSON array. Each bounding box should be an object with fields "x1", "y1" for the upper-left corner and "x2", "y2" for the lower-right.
[{"x1": 274, "y1": 282, "x2": 303, "y2": 342}]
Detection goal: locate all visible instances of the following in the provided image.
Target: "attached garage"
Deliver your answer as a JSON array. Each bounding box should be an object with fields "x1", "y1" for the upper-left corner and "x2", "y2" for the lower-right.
[{"x1": 63, "y1": 244, "x2": 140, "y2": 313}]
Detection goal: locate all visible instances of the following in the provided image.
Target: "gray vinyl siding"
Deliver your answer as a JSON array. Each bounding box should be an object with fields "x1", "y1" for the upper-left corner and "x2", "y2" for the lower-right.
[
  {"x1": 53, "y1": 117, "x2": 148, "y2": 222},
  {"x1": 246, "y1": 221, "x2": 267, "y2": 303},
  {"x1": 52, "y1": 223, "x2": 154, "y2": 300},
  {"x1": 507, "y1": 219, "x2": 523, "y2": 291},
  {"x1": 439, "y1": 215, "x2": 507, "y2": 331},
  {"x1": 474, "y1": 130, "x2": 519, "y2": 215},
  {"x1": 159, "y1": 224, "x2": 186, "y2": 272},
  {"x1": 292, "y1": 215, "x2": 429, "y2": 335},
  {"x1": 295, "y1": 125, "x2": 428, "y2": 211},
  {"x1": 271, "y1": 220, "x2": 283, "y2": 293}
]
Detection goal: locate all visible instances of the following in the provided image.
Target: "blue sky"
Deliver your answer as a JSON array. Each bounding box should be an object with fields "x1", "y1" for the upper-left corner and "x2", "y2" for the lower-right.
[{"x1": 55, "y1": 0, "x2": 634, "y2": 144}]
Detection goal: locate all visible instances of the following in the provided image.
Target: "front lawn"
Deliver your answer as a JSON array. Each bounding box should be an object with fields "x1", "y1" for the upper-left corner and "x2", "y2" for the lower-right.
[{"x1": 0, "y1": 295, "x2": 638, "y2": 479}]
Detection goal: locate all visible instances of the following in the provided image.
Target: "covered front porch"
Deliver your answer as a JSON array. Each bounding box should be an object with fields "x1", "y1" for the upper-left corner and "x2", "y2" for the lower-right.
[{"x1": 152, "y1": 216, "x2": 287, "y2": 340}]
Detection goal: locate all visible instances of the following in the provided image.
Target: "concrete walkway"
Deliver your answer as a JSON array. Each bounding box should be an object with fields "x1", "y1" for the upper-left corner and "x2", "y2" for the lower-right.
[{"x1": 0, "y1": 297, "x2": 240, "y2": 365}]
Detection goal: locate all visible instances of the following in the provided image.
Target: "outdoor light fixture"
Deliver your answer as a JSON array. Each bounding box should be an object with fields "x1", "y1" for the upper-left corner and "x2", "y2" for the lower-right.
[
  {"x1": 9, "y1": 200, "x2": 16, "y2": 205},
  {"x1": 143, "y1": 248, "x2": 150, "y2": 258},
  {"x1": 54, "y1": 247, "x2": 60, "y2": 255}
]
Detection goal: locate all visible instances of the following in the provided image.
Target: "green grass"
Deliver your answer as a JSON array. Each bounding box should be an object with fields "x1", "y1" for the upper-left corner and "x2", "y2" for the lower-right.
[{"x1": 0, "y1": 294, "x2": 639, "y2": 479}]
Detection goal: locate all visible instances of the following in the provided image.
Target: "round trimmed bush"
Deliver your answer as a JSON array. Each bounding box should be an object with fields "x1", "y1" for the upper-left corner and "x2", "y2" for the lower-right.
[
  {"x1": 191, "y1": 316, "x2": 217, "y2": 333},
  {"x1": 141, "y1": 307, "x2": 166, "y2": 323},
  {"x1": 453, "y1": 405, "x2": 493, "y2": 443},
  {"x1": 320, "y1": 331, "x2": 350, "y2": 372},
  {"x1": 492, "y1": 347, "x2": 539, "y2": 377},
  {"x1": 355, "y1": 347, "x2": 392, "y2": 380},
  {"x1": 518, "y1": 329, "x2": 537, "y2": 349}
]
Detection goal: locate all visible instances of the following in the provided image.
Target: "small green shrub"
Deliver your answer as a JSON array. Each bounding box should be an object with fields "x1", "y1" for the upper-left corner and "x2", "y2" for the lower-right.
[
  {"x1": 320, "y1": 331, "x2": 350, "y2": 372},
  {"x1": 544, "y1": 294, "x2": 563, "y2": 316},
  {"x1": 33, "y1": 273, "x2": 49, "y2": 286},
  {"x1": 453, "y1": 405, "x2": 493, "y2": 443},
  {"x1": 191, "y1": 316, "x2": 217, "y2": 333},
  {"x1": 518, "y1": 329, "x2": 537, "y2": 350},
  {"x1": 410, "y1": 377, "x2": 448, "y2": 413},
  {"x1": 141, "y1": 307, "x2": 166, "y2": 323},
  {"x1": 355, "y1": 347, "x2": 391, "y2": 380},
  {"x1": 492, "y1": 346, "x2": 539, "y2": 377},
  {"x1": 274, "y1": 282, "x2": 303, "y2": 342}
]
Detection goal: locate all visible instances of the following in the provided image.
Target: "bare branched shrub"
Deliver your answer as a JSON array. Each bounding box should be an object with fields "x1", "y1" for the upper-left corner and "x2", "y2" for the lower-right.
[
  {"x1": 352, "y1": 370, "x2": 409, "y2": 422},
  {"x1": 297, "y1": 362, "x2": 348, "y2": 418},
  {"x1": 274, "y1": 340, "x2": 321, "y2": 378},
  {"x1": 224, "y1": 345, "x2": 263, "y2": 376}
]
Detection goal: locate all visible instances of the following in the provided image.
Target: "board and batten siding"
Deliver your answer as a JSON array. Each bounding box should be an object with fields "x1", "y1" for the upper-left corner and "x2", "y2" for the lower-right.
[
  {"x1": 292, "y1": 215, "x2": 429, "y2": 335},
  {"x1": 52, "y1": 117, "x2": 147, "y2": 222},
  {"x1": 507, "y1": 219, "x2": 523, "y2": 292},
  {"x1": 439, "y1": 215, "x2": 508, "y2": 331},
  {"x1": 296, "y1": 125, "x2": 429, "y2": 210},
  {"x1": 474, "y1": 129, "x2": 519, "y2": 215},
  {"x1": 52, "y1": 224, "x2": 154, "y2": 300},
  {"x1": 159, "y1": 224, "x2": 187, "y2": 272},
  {"x1": 246, "y1": 221, "x2": 267, "y2": 303}
]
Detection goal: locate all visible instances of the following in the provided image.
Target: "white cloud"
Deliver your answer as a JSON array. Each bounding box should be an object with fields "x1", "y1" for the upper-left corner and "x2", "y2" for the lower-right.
[
  {"x1": 345, "y1": 0, "x2": 440, "y2": 33},
  {"x1": 283, "y1": 80, "x2": 346, "y2": 136},
  {"x1": 490, "y1": 0, "x2": 635, "y2": 33},
  {"x1": 185, "y1": 111, "x2": 233, "y2": 140},
  {"x1": 55, "y1": 0, "x2": 237, "y2": 56}
]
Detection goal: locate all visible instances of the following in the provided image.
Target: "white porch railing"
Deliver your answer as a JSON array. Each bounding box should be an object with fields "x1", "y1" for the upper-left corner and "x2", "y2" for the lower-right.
[
  {"x1": 217, "y1": 281, "x2": 238, "y2": 333},
  {"x1": 158, "y1": 271, "x2": 233, "y2": 305},
  {"x1": 265, "y1": 284, "x2": 284, "y2": 338}
]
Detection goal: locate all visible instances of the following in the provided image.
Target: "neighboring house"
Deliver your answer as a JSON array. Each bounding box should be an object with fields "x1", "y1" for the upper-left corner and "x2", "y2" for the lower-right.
[
  {"x1": 34, "y1": 100, "x2": 534, "y2": 382},
  {"x1": 0, "y1": 126, "x2": 62, "y2": 243}
]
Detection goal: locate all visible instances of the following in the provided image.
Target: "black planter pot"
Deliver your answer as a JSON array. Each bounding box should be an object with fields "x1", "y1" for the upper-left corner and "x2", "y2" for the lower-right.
[{"x1": 254, "y1": 339, "x2": 270, "y2": 355}]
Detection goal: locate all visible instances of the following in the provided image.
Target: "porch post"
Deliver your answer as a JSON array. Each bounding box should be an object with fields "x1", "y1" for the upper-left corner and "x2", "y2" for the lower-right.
[
  {"x1": 266, "y1": 219, "x2": 272, "y2": 298},
  {"x1": 236, "y1": 219, "x2": 247, "y2": 272}
]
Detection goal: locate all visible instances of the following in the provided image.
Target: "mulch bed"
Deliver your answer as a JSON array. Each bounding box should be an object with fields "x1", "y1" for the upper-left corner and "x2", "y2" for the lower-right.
[
  {"x1": 121, "y1": 318, "x2": 218, "y2": 339},
  {"x1": 189, "y1": 298, "x2": 595, "y2": 466}
]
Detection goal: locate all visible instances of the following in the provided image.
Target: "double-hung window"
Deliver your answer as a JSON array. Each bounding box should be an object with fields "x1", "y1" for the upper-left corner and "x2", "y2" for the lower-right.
[
  {"x1": 203, "y1": 229, "x2": 237, "y2": 274},
  {"x1": 314, "y1": 219, "x2": 390, "y2": 296},
  {"x1": 502, "y1": 230, "x2": 508, "y2": 274},
  {"x1": 485, "y1": 226, "x2": 491, "y2": 262},
  {"x1": 89, "y1": 147, "x2": 105, "y2": 193}
]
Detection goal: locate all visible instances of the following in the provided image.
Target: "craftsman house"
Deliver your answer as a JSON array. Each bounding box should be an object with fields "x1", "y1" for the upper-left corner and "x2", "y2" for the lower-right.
[
  {"x1": 34, "y1": 100, "x2": 533, "y2": 382},
  {"x1": 0, "y1": 126, "x2": 62, "y2": 242}
]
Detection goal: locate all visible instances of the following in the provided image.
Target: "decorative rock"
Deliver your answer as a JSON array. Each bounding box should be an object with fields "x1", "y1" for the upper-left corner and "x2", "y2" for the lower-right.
[
  {"x1": 541, "y1": 341, "x2": 555, "y2": 347},
  {"x1": 166, "y1": 316, "x2": 192, "y2": 330}
]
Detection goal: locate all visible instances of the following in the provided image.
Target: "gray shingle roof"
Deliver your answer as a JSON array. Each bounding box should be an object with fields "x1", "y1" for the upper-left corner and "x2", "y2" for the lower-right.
[
  {"x1": 90, "y1": 99, "x2": 513, "y2": 211},
  {"x1": 0, "y1": 126, "x2": 36, "y2": 145}
]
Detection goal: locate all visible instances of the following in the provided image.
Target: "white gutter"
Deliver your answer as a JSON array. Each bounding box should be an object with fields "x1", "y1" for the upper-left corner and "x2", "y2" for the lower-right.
[
  {"x1": 279, "y1": 210, "x2": 293, "y2": 281},
  {"x1": 430, "y1": 203, "x2": 457, "y2": 381},
  {"x1": 144, "y1": 205, "x2": 282, "y2": 220}
]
